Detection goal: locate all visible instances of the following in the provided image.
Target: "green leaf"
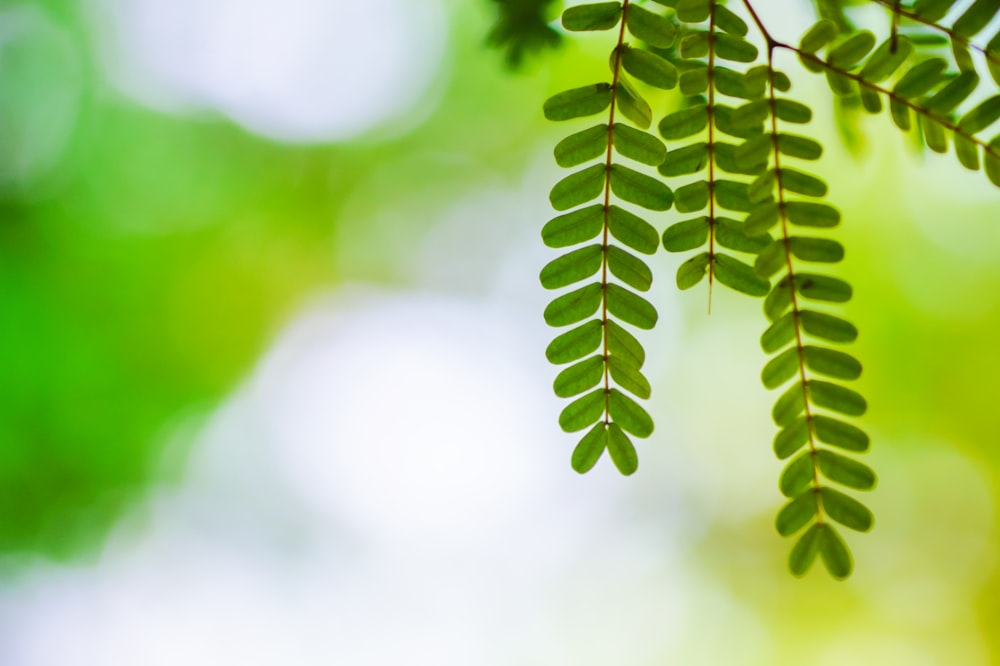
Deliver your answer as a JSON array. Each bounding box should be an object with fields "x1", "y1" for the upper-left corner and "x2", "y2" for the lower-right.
[
  {"x1": 613, "y1": 124, "x2": 666, "y2": 166},
  {"x1": 860, "y1": 36, "x2": 913, "y2": 83},
  {"x1": 755, "y1": 239, "x2": 787, "y2": 278},
  {"x1": 987, "y1": 136, "x2": 1000, "y2": 186},
  {"x1": 789, "y1": 523, "x2": 823, "y2": 576},
  {"x1": 780, "y1": 169, "x2": 828, "y2": 197},
  {"x1": 607, "y1": 246, "x2": 652, "y2": 291},
  {"x1": 610, "y1": 164, "x2": 674, "y2": 210},
  {"x1": 780, "y1": 451, "x2": 815, "y2": 497},
  {"x1": 544, "y1": 282, "x2": 604, "y2": 327},
  {"x1": 954, "y1": 134, "x2": 980, "y2": 170},
  {"x1": 544, "y1": 84, "x2": 614, "y2": 121},
  {"x1": 774, "y1": 99, "x2": 812, "y2": 124},
  {"x1": 818, "y1": 523, "x2": 853, "y2": 579},
  {"x1": 606, "y1": 284, "x2": 657, "y2": 329},
  {"x1": 803, "y1": 346, "x2": 862, "y2": 381},
  {"x1": 675, "y1": 0, "x2": 710, "y2": 22},
  {"x1": 800, "y1": 310, "x2": 858, "y2": 343},
  {"x1": 553, "y1": 354, "x2": 605, "y2": 397},
  {"x1": 679, "y1": 67, "x2": 709, "y2": 95},
  {"x1": 658, "y1": 142, "x2": 709, "y2": 176},
  {"x1": 820, "y1": 486, "x2": 874, "y2": 531},
  {"x1": 546, "y1": 320, "x2": 604, "y2": 364},
  {"x1": 606, "y1": 422, "x2": 639, "y2": 475},
  {"x1": 554, "y1": 124, "x2": 609, "y2": 168},
  {"x1": 860, "y1": 86, "x2": 882, "y2": 114},
  {"x1": 785, "y1": 202, "x2": 840, "y2": 228},
  {"x1": 616, "y1": 80, "x2": 653, "y2": 129},
  {"x1": 677, "y1": 252, "x2": 710, "y2": 289},
  {"x1": 658, "y1": 104, "x2": 708, "y2": 140},
  {"x1": 774, "y1": 416, "x2": 810, "y2": 459},
  {"x1": 776, "y1": 491, "x2": 819, "y2": 536},
  {"x1": 715, "y1": 34, "x2": 758, "y2": 63},
  {"x1": 764, "y1": 278, "x2": 794, "y2": 322},
  {"x1": 913, "y1": 0, "x2": 959, "y2": 22},
  {"x1": 608, "y1": 355, "x2": 651, "y2": 399},
  {"x1": 925, "y1": 71, "x2": 979, "y2": 116},
  {"x1": 829, "y1": 31, "x2": 876, "y2": 70},
  {"x1": 540, "y1": 245, "x2": 604, "y2": 289},
  {"x1": 745, "y1": 202, "x2": 781, "y2": 237},
  {"x1": 799, "y1": 20, "x2": 838, "y2": 54},
  {"x1": 952, "y1": 0, "x2": 1000, "y2": 38},
  {"x1": 680, "y1": 32, "x2": 709, "y2": 59},
  {"x1": 816, "y1": 449, "x2": 876, "y2": 490},
  {"x1": 716, "y1": 216, "x2": 772, "y2": 253},
  {"x1": 809, "y1": 380, "x2": 867, "y2": 416},
  {"x1": 558, "y1": 388, "x2": 607, "y2": 432},
  {"x1": 562, "y1": 2, "x2": 623, "y2": 31},
  {"x1": 715, "y1": 180, "x2": 753, "y2": 212},
  {"x1": 890, "y1": 97, "x2": 911, "y2": 131},
  {"x1": 550, "y1": 163, "x2": 607, "y2": 211},
  {"x1": 608, "y1": 389, "x2": 654, "y2": 437},
  {"x1": 543, "y1": 204, "x2": 605, "y2": 248},
  {"x1": 763, "y1": 347, "x2": 801, "y2": 389},
  {"x1": 893, "y1": 58, "x2": 948, "y2": 99},
  {"x1": 674, "y1": 180, "x2": 710, "y2": 213},
  {"x1": 734, "y1": 135, "x2": 772, "y2": 170},
  {"x1": 715, "y1": 66, "x2": 762, "y2": 100},
  {"x1": 607, "y1": 319, "x2": 645, "y2": 368},
  {"x1": 729, "y1": 99, "x2": 770, "y2": 130},
  {"x1": 663, "y1": 216, "x2": 709, "y2": 252},
  {"x1": 714, "y1": 253, "x2": 771, "y2": 296},
  {"x1": 571, "y1": 422, "x2": 607, "y2": 473},
  {"x1": 773, "y1": 381, "x2": 806, "y2": 426},
  {"x1": 761, "y1": 312, "x2": 795, "y2": 354},
  {"x1": 625, "y1": 3, "x2": 676, "y2": 48},
  {"x1": 788, "y1": 237, "x2": 843, "y2": 262},
  {"x1": 608, "y1": 205, "x2": 660, "y2": 254},
  {"x1": 620, "y1": 46, "x2": 679, "y2": 89},
  {"x1": 813, "y1": 415, "x2": 870, "y2": 452},
  {"x1": 796, "y1": 273, "x2": 852, "y2": 303},
  {"x1": 778, "y1": 134, "x2": 823, "y2": 160},
  {"x1": 714, "y1": 5, "x2": 748, "y2": 36}
]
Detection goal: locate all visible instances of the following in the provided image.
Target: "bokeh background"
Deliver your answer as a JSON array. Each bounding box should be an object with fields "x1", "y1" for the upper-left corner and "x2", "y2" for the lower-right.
[{"x1": 1, "y1": 0, "x2": 999, "y2": 663}]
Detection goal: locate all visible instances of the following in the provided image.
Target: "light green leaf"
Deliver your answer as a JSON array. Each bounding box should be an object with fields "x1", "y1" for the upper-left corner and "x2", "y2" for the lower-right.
[
  {"x1": 764, "y1": 277, "x2": 794, "y2": 322},
  {"x1": 615, "y1": 79, "x2": 653, "y2": 129},
  {"x1": 800, "y1": 310, "x2": 858, "y2": 343},
  {"x1": 674, "y1": 180, "x2": 710, "y2": 213},
  {"x1": 789, "y1": 523, "x2": 823, "y2": 577},
  {"x1": 755, "y1": 239, "x2": 788, "y2": 278},
  {"x1": 893, "y1": 58, "x2": 948, "y2": 99},
  {"x1": 609, "y1": 164, "x2": 674, "y2": 210},
  {"x1": 813, "y1": 415, "x2": 870, "y2": 451},
  {"x1": 799, "y1": 20, "x2": 838, "y2": 54},
  {"x1": 613, "y1": 124, "x2": 667, "y2": 166},
  {"x1": 553, "y1": 354, "x2": 605, "y2": 398},
  {"x1": 546, "y1": 320, "x2": 603, "y2": 364},
  {"x1": 780, "y1": 451, "x2": 815, "y2": 498},
  {"x1": 607, "y1": 245, "x2": 652, "y2": 291},
  {"x1": 809, "y1": 380, "x2": 867, "y2": 416},
  {"x1": 714, "y1": 4, "x2": 748, "y2": 35},
  {"x1": 772, "y1": 380, "x2": 805, "y2": 426},
  {"x1": 829, "y1": 31, "x2": 876, "y2": 69},
  {"x1": 544, "y1": 84, "x2": 614, "y2": 121},
  {"x1": 540, "y1": 245, "x2": 603, "y2": 290},
  {"x1": 662, "y1": 216, "x2": 709, "y2": 252},
  {"x1": 676, "y1": 252, "x2": 710, "y2": 289},
  {"x1": 715, "y1": 180, "x2": 753, "y2": 212},
  {"x1": 606, "y1": 284, "x2": 657, "y2": 329},
  {"x1": 625, "y1": 3, "x2": 676, "y2": 48},
  {"x1": 620, "y1": 46, "x2": 679, "y2": 89},
  {"x1": 803, "y1": 346, "x2": 862, "y2": 381},
  {"x1": 954, "y1": 134, "x2": 981, "y2": 170},
  {"x1": 608, "y1": 355, "x2": 651, "y2": 399},
  {"x1": 776, "y1": 491, "x2": 819, "y2": 536},
  {"x1": 816, "y1": 449, "x2": 877, "y2": 490},
  {"x1": 562, "y1": 2, "x2": 623, "y2": 31},
  {"x1": 818, "y1": 523, "x2": 853, "y2": 579},
  {"x1": 544, "y1": 282, "x2": 604, "y2": 327},
  {"x1": 680, "y1": 32, "x2": 709, "y2": 59},
  {"x1": 608, "y1": 205, "x2": 660, "y2": 254},
  {"x1": 820, "y1": 487, "x2": 874, "y2": 531},
  {"x1": 658, "y1": 142, "x2": 709, "y2": 176},
  {"x1": 714, "y1": 253, "x2": 771, "y2": 296},
  {"x1": 860, "y1": 36, "x2": 912, "y2": 83},
  {"x1": 926, "y1": 70, "x2": 980, "y2": 114},
  {"x1": 763, "y1": 346, "x2": 801, "y2": 389},
  {"x1": 543, "y1": 204, "x2": 605, "y2": 248},
  {"x1": 761, "y1": 312, "x2": 795, "y2": 354},
  {"x1": 558, "y1": 388, "x2": 606, "y2": 432},
  {"x1": 608, "y1": 389, "x2": 654, "y2": 437},
  {"x1": 716, "y1": 216, "x2": 772, "y2": 253},
  {"x1": 745, "y1": 202, "x2": 781, "y2": 237},
  {"x1": 550, "y1": 163, "x2": 607, "y2": 211},
  {"x1": 774, "y1": 416, "x2": 810, "y2": 459},
  {"x1": 607, "y1": 319, "x2": 645, "y2": 368},
  {"x1": 554, "y1": 124, "x2": 608, "y2": 168},
  {"x1": 658, "y1": 104, "x2": 708, "y2": 140},
  {"x1": 606, "y1": 422, "x2": 639, "y2": 474},
  {"x1": 571, "y1": 423, "x2": 607, "y2": 473}
]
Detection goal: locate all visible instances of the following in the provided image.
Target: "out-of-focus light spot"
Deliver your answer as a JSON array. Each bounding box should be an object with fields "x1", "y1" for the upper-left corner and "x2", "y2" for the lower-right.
[
  {"x1": 88, "y1": 0, "x2": 446, "y2": 142},
  {"x1": 0, "y1": 6, "x2": 82, "y2": 193}
]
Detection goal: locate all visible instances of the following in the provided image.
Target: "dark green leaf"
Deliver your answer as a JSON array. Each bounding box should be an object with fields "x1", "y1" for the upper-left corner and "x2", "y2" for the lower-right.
[
  {"x1": 780, "y1": 451, "x2": 815, "y2": 497},
  {"x1": 860, "y1": 36, "x2": 913, "y2": 83},
  {"x1": 674, "y1": 180, "x2": 710, "y2": 213},
  {"x1": 754, "y1": 239, "x2": 788, "y2": 278},
  {"x1": 562, "y1": 2, "x2": 623, "y2": 31},
  {"x1": 610, "y1": 164, "x2": 674, "y2": 210},
  {"x1": 553, "y1": 354, "x2": 605, "y2": 397},
  {"x1": 608, "y1": 389, "x2": 654, "y2": 437},
  {"x1": 735, "y1": 134, "x2": 772, "y2": 170},
  {"x1": 818, "y1": 523, "x2": 853, "y2": 579},
  {"x1": 745, "y1": 202, "x2": 781, "y2": 237},
  {"x1": 715, "y1": 180, "x2": 753, "y2": 212},
  {"x1": 785, "y1": 202, "x2": 840, "y2": 228},
  {"x1": 761, "y1": 312, "x2": 795, "y2": 354},
  {"x1": 799, "y1": 20, "x2": 838, "y2": 54},
  {"x1": 893, "y1": 58, "x2": 948, "y2": 99},
  {"x1": 925, "y1": 70, "x2": 979, "y2": 114},
  {"x1": 680, "y1": 32, "x2": 709, "y2": 59},
  {"x1": 663, "y1": 216, "x2": 709, "y2": 252},
  {"x1": 777, "y1": 134, "x2": 823, "y2": 160},
  {"x1": 620, "y1": 46, "x2": 679, "y2": 89},
  {"x1": 607, "y1": 245, "x2": 652, "y2": 291},
  {"x1": 716, "y1": 216, "x2": 772, "y2": 253},
  {"x1": 714, "y1": 5, "x2": 748, "y2": 35},
  {"x1": 803, "y1": 346, "x2": 862, "y2": 380},
  {"x1": 829, "y1": 31, "x2": 876, "y2": 69},
  {"x1": 558, "y1": 388, "x2": 606, "y2": 432},
  {"x1": 625, "y1": 3, "x2": 676, "y2": 47},
  {"x1": 540, "y1": 245, "x2": 603, "y2": 289},
  {"x1": 677, "y1": 252, "x2": 710, "y2": 289},
  {"x1": 554, "y1": 124, "x2": 608, "y2": 168},
  {"x1": 913, "y1": 0, "x2": 958, "y2": 22},
  {"x1": 675, "y1": 0, "x2": 710, "y2": 22},
  {"x1": 809, "y1": 380, "x2": 867, "y2": 416},
  {"x1": 658, "y1": 142, "x2": 709, "y2": 176},
  {"x1": 816, "y1": 449, "x2": 876, "y2": 490},
  {"x1": 544, "y1": 84, "x2": 613, "y2": 121},
  {"x1": 763, "y1": 346, "x2": 801, "y2": 389},
  {"x1": 800, "y1": 310, "x2": 858, "y2": 343},
  {"x1": 679, "y1": 67, "x2": 709, "y2": 95},
  {"x1": 773, "y1": 381, "x2": 806, "y2": 426},
  {"x1": 546, "y1": 320, "x2": 603, "y2": 364},
  {"x1": 608, "y1": 205, "x2": 660, "y2": 254},
  {"x1": 658, "y1": 104, "x2": 708, "y2": 140},
  {"x1": 606, "y1": 423, "x2": 638, "y2": 474},
  {"x1": 789, "y1": 523, "x2": 823, "y2": 576},
  {"x1": 776, "y1": 491, "x2": 819, "y2": 536},
  {"x1": 550, "y1": 163, "x2": 607, "y2": 211},
  {"x1": 608, "y1": 355, "x2": 651, "y2": 399},
  {"x1": 987, "y1": 136, "x2": 1000, "y2": 186},
  {"x1": 542, "y1": 205, "x2": 605, "y2": 248},
  {"x1": 796, "y1": 273, "x2": 852, "y2": 302},
  {"x1": 714, "y1": 253, "x2": 771, "y2": 296},
  {"x1": 606, "y1": 284, "x2": 657, "y2": 329},
  {"x1": 813, "y1": 415, "x2": 870, "y2": 451},
  {"x1": 780, "y1": 169, "x2": 828, "y2": 197},
  {"x1": 613, "y1": 123, "x2": 667, "y2": 166},
  {"x1": 954, "y1": 134, "x2": 981, "y2": 170},
  {"x1": 607, "y1": 319, "x2": 645, "y2": 368},
  {"x1": 788, "y1": 236, "x2": 843, "y2": 262},
  {"x1": 774, "y1": 416, "x2": 810, "y2": 459},
  {"x1": 764, "y1": 278, "x2": 794, "y2": 322},
  {"x1": 571, "y1": 422, "x2": 607, "y2": 473},
  {"x1": 890, "y1": 97, "x2": 911, "y2": 131},
  {"x1": 820, "y1": 486, "x2": 874, "y2": 531},
  {"x1": 715, "y1": 34, "x2": 758, "y2": 62},
  {"x1": 952, "y1": 0, "x2": 1000, "y2": 38},
  {"x1": 774, "y1": 99, "x2": 812, "y2": 123},
  {"x1": 715, "y1": 66, "x2": 761, "y2": 99},
  {"x1": 544, "y1": 282, "x2": 604, "y2": 327}
]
